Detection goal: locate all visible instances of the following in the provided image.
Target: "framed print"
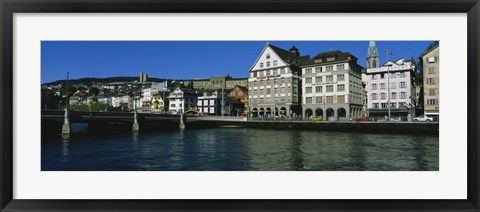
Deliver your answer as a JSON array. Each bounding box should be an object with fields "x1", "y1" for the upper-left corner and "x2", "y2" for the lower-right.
[{"x1": 1, "y1": 0, "x2": 479, "y2": 211}]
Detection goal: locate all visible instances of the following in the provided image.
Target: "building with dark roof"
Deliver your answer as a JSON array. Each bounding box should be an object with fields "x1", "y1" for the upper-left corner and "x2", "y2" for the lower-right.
[
  {"x1": 301, "y1": 50, "x2": 365, "y2": 120},
  {"x1": 248, "y1": 42, "x2": 310, "y2": 119}
]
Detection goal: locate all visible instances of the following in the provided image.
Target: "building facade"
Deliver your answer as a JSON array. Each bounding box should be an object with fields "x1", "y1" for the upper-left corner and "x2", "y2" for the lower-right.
[
  {"x1": 167, "y1": 87, "x2": 197, "y2": 114},
  {"x1": 421, "y1": 45, "x2": 439, "y2": 120},
  {"x1": 226, "y1": 85, "x2": 249, "y2": 116},
  {"x1": 365, "y1": 59, "x2": 416, "y2": 120},
  {"x1": 301, "y1": 50, "x2": 365, "y2": 121},
  {"x1": 248, "y1": 43, "x2": 309, "y2": 119}
]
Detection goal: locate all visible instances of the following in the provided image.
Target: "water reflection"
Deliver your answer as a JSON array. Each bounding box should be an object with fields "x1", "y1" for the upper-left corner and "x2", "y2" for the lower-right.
[{"x1": 42, "y1": 128, "x2": 439, "y2": 171}]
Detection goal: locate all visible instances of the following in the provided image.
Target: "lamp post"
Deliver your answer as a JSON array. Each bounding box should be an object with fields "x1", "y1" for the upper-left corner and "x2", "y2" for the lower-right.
[{"x1": 273, "y1": 78, "x2": 276, "y2": 121}]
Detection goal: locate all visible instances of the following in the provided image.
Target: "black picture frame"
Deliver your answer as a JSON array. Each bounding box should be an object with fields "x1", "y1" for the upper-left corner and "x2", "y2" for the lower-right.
[{"x1": 1, "y1": 0, "x2": 479, "y2": 211}]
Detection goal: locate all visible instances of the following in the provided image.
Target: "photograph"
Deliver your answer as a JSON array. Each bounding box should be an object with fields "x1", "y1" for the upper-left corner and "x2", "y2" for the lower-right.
[{"x1": 41, "y1": 40, "x2": 440, "y2": 171}]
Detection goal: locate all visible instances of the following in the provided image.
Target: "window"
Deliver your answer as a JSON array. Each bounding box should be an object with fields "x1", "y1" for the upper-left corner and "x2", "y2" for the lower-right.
[
  {"x1": 428, "y1": 99, "x2": 438, "y2": 105},
  {"x1": 326, "y1": 96, "x2": 334, "y2": 103},
  {"x1": 238, "y1": 91, "x2": 243, "y2": 96},
  {"x1": 259, "y1": 63, "x2": 264, "y2": 68},
  {"x1": 337, "y1": 74, "x2": 345, "y2": 81},
  {"x1": 380, "y1": 83, "x2": 386, "y2": 89},
  {"x1": 267, "y1": 88, "x2": 271, "y2": 94},
  {"x1": 371, "y1": 75, "x2": 375, "y2": 80},
  {"x1": 372, "y1": 93, "x2": 378, "y2": 100},
  {"x1": 337, "y1": 95, "x2": 345, "y2": 103},
  {"x1": 326, "y1": 85, "x2": 334, "y2": 92},
  {"x1": 266, "y1": 54, "x2": 270, "y2": 59},
  {"x1": 326, "y1": 75, "x2": 333, "y2": 82},
  {"x1": 371, "y1": 83, "x2": 377, "y2": 90},
  {"x1": 381, "y1": 93, "x2": 386, "y2": 100},
  {"x1": 266, "y1": 62, "x2": 270, "y2": 67},
  {"x1": 305, "y1": 87, "x2": 312, "y2": 94},
  {"x1": 390, "y1": 103, "x2": 397, "y2": 108},
  {"x1": 429, "y1": 89, "x2": 436, "y2": 96},
  {"x1": 337, "y1": 84, "x2": 345, "y2": 92},
  {"x1": 315, "y1": 67, "x2": 322, "y2": 72},
  {"x1": 337, "y1": 64, "x2": 345, "y2": 70},
  {"x1": 281, "y1": 87, "x2": 286, "y2": 93},
  {"x1": 373, "y1": 103, "x2": 379, "y2": 108},
  {"x1": 170, "y1": 104, "x2": 175, "y2": 107},
  {"x1": 316, "y1": 96, "x2": 323, "y2": 103},
  {"x1": 327, "y1": 57, "x2": 335, "y2": 62},
  {"x1": 305, "y1": 78, "x2": 312, "y2": 84},
  {"x1": 315, "y1": 76, "x2": 322, "y2": 83},
  {"x1": 427, "y1": 56, "x2": 436, "y2": 63},
  {"x1": 391, "y1": 92, "x2": 397, "y2": 99},
  {"x1": 281, "y1": 68, "x2": 285, "y2": 74},
  {"x1": 273, "y1": 60, "x2": 277, "y2": 66},
  {"x1": 315, "y1": 86, "x2": 322, "y2": 93},
  {"x1": 428, "y1": 67, "x2": 435, "y2": 74},
  {"x1": 326, "y1": 65, "x2": 334, "y2": 72},
  {"x1": 399, "y1": 102, "x2": 406, "y2": 108},
  {"x1": 306, "y1": 97, "x2": 313, "y2": 104},
  {"x1": 427, "y1": 78, "x2": 435, "y2": 84},
  {"x1": 400, "y1": 72, "x2": 406, "y2": 78},
  {"x1": 400, "y1": 92, "x2": 406, "y2": 99},
  {"x1": 400, "y1": 82, "x2": 406, "y2": 88},
  {"x1": 305, "y1": 68, "x2": 312, "y2": 74},
  {"x1": 381, "y1": 103, "x2": 388, "y2": 109},
  {"x1": 391, "y1": 82, "x2": 396, "y2": 89}
]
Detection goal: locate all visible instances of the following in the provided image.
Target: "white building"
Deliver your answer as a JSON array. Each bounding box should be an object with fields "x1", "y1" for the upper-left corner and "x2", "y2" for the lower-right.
[
  {"x1": 248, "y1": 42, "x2": 309, "y2": 119},
  {"x1": 365, "y1": 59, "x2": 416, "y2": 120},
  {"x1": 301, "y1": 50, "x2": 365, "y2": 121},
  {"x1": 167, "y1": 87, "x2": 197, "y2": 114},
  {"x1": 111, "y1": 95, "x2": 132, "y2": 111}
]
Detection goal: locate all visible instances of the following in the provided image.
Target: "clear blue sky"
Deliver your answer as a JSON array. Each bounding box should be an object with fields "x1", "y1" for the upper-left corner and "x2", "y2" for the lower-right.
[{"x1": 41, "y1": 41, "x2": 435, "y2": 83}]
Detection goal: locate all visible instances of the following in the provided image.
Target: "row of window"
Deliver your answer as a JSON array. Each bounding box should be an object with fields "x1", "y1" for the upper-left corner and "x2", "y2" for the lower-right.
[
  {"x1": 304, "y1": 84, "x2": 346, "y2": 94},
  {"x1": 251, "y1": 68, "x2": 287, "y2": 77},
  {"x1": 259, "y1": 60, "x2": 278, "y2": 68},
  {"x1": 304, "y1": 74, "x2": 345, "y2": 84},
  {"x1": 370, "y1": 72, "x2": 407, "y2": 80},
  {"x1": 427, "y1": 99, "x2": 438, "y2": 105},
  {"x1": 304, "y1": 64, "x2": 346, "y2": 74},
  {"x1": 305, "y1": 95, "x2": 346, "y2": 104},
  {"x1": 371, "y1": 82, "x2": 407, "y2": 90},
  {"x1": 371, "y1": 92, "x2": 407, "y2": 100},
  {"x1": 372, "y1": 102, "x2": 409, "y2": 109}
]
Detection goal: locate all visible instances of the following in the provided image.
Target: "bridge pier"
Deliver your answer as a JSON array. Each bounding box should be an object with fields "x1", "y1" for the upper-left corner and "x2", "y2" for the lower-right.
[
  {"x1": 179, "y1": 113, "x2": 185, "y2": 130},
  {"x1": 132, "y1": 110, "x2": 139, "y2": 132},
  {"x1": 61, "y1": 108, "x2": 70, "y2": 137}
]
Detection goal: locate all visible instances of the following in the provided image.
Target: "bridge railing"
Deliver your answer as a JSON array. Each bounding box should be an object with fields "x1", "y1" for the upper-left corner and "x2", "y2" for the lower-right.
[{"x1": 188, "y1": 116, "x2": 247, "y2": 122}]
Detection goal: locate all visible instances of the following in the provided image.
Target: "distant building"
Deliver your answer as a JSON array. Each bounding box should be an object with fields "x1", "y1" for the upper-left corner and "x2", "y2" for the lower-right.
[
  {"x1": 301, "y1": 50, "x2": 364, "y2": 121},
  {"x1": 139, "y1": 72, "x2": 148, "y2": 82},
  {"x1": 226, "y1": 85, "x2": 249, "y2": 116},
  {"x1": 187, "y1": 75, "x2": 248, "y2": 91},
  {"x1": 248, "y1": 42, "x2": 310, "y2": 118},
  {"x1": 421, "y1": 44, "x2": 439, "y2": 120},
  {"x1": 167, "y1": 87, "x2": 197, "y2": 114},
  {"x1": 112, "y1": 95, "x2": 132, "y2": 111},
  {"x1": 197, "y1": 91, "x2": 221, "y2": 115},
  {"x1": 150, "y1": 93, "x2": 166, "y2": 112}
]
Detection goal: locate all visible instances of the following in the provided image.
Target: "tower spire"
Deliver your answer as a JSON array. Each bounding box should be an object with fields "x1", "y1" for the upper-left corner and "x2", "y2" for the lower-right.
[{"x1": 367, "y1": 41, "x2": 380, "y2": 68}]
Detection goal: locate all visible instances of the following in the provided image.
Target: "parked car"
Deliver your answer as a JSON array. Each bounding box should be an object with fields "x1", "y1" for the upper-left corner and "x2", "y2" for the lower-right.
[
  {"x1": 355, "y1": 117, "x2": 375, "y2": 122},
  {"x1": 413, "y1": 115, "x2": 433, "y2": 122}
]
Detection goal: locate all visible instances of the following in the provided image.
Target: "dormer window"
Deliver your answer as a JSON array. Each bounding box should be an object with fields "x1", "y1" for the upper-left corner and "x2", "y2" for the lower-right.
[
  {"x1": 266, "y1": 54, "x2": 270, "y2": 59},
  {"x1": 314, "y1": 59, "x2": 322, "y2": 63},
  {"x1": 327, "y1": 57, "x2": 335, "y2": 62}
]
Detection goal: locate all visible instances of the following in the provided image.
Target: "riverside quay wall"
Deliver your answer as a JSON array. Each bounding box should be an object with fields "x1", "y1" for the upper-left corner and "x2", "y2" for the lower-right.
[{"x1": 187, "y1": 120, "x2": 439, "y2": 135}]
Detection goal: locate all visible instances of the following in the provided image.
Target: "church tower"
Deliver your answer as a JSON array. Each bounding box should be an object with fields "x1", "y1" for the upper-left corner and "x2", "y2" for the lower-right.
[{"x1": 366, "y1": 41, "x2": 380, "y2": 68}]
